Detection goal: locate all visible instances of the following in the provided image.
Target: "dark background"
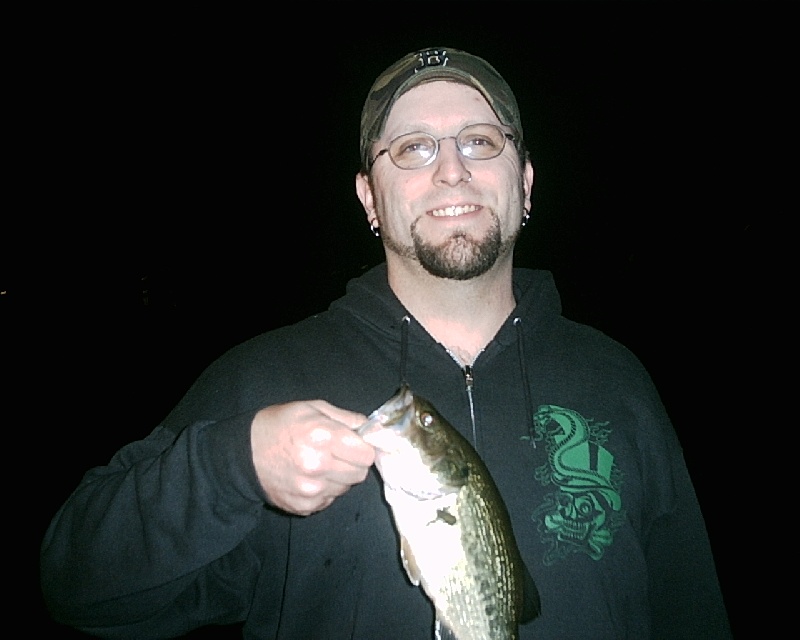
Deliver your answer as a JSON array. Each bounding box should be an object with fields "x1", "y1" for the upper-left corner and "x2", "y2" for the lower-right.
[{"x1": 8, "y1": 2, "x2": 775, "y2": 636}]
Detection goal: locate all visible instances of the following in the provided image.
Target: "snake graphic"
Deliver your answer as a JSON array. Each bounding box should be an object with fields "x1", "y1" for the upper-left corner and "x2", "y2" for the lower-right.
[{"x1": 530, "y1": 405, "x2": 623, "y2": 563}]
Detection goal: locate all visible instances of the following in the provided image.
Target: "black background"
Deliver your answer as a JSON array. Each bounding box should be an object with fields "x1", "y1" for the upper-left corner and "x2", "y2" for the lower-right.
[{"x1": 8, "y1": 2, "x2": 776, "y2": 637}]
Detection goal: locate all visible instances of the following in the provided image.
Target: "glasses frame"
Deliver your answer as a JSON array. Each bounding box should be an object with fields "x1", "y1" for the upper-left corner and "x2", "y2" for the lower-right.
[{"x1": 369, "y1": 123, "x2": 516, "y2": 171}]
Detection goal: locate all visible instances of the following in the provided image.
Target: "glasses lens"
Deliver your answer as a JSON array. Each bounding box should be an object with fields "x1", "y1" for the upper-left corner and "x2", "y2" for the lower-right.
[
  {"x1": 388, "y1": 133, "x2": 437, "y2": 169},
  {"x1": 458, "y1": 124, "x2": 508, "y2": 160},
  {"x1": 382, "y1": 124, "x2": 511, "y2": 170}
]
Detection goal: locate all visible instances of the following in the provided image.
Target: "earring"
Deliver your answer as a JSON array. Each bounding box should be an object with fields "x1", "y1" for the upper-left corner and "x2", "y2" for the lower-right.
[
  {"x1": 370, "y1": 219, "x2": 380, "y2": 237},
  {"x1": 521, "y1": 208, "x2": 530, "y2": 227}
]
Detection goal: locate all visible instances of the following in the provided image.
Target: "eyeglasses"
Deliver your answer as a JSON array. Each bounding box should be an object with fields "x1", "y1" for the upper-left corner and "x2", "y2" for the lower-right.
[{"x1": 369, "y1": 123, "x2": 515, "y2": 170}]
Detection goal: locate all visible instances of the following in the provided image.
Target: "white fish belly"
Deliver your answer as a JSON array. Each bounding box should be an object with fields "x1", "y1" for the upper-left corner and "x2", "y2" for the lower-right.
[{"x1": 385, "y1": 488, "x2": 503, "y2": 640}]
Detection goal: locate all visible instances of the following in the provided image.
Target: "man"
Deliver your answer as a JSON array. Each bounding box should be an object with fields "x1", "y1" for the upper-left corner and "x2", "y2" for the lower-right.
[{"x1": 41, "y1": 47, "x2": 731, "y2": 638}]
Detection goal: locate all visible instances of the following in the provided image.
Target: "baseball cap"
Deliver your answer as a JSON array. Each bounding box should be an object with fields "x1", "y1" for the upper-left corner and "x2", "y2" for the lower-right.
[{"x1": 360, "y1": 46, "x2": 523, "y2": 169}]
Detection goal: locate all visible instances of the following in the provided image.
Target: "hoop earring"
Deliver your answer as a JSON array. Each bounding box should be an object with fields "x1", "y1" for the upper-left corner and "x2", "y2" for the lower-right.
[
  {"x1": 370, "y1": 219, "x2": 380, "y2": 237},
  {"x1": 521, "y1": 208, "x2": 530, "y2": 227}
]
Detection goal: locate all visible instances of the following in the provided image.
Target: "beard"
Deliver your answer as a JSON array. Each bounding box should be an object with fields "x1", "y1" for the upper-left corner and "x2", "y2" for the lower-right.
[{"x1": 383, "y1": 211, "x2": 518, "y2": 281}]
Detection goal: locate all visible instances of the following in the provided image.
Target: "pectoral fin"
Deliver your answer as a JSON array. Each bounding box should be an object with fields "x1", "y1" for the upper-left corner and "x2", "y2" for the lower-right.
[
  {"x1": 399, "y1": 535, "x2": 421, "y2": 586},
  {"x1": 435, "y1": 617, "x2": 458, "y2": 640},
  {"x1": 520, "y1": 561, "x2": 542, "y2": 623}
]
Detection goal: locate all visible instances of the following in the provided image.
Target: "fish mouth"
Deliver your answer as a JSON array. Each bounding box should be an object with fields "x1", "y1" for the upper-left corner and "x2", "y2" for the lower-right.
[
  {"x1": 358, "y1": 385, "x2": 415, "y2": 443},
  {"x1": 429, "y1": 204, "x2": 480, "y2": 218}
]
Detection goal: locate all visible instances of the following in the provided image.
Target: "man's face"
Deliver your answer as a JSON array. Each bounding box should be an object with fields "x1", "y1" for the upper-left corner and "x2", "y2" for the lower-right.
[{"x1": 357, "y1": 81, "x2": 533, "y2": 281}]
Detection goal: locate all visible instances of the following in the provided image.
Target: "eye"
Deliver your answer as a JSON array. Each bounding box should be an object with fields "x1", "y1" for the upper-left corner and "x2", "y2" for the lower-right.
[
  {"x1": 464, "y1": 134, "x2": 495, "y2": 148},
  {"x1": 391, "y1": 133, "x2": 435, "y2": 160},
  {"x1": 421, "y1": 412, "x2": 434, "y2": 428},
  {"x1": 402, "y1": 142, "x2": 433, "y2": 154},
  {"x1": 458, "y1": 124, "x2": 507, "y2": 159}
]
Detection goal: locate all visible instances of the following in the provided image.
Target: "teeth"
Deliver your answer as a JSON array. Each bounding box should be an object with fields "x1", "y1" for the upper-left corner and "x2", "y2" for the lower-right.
[{"x1": 430, "y1": 205, "x2": 479, "y2": 217}]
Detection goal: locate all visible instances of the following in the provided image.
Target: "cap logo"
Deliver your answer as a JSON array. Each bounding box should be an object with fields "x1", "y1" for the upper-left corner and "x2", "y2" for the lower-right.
[{"x1": 414, "y1": 49, "x2": 449, "y2": 73}]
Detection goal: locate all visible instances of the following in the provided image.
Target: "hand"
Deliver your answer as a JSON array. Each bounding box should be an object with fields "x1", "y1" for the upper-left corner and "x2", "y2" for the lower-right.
[{"x1": 250, "y1": 400, "x2": 374, "y2": 516}]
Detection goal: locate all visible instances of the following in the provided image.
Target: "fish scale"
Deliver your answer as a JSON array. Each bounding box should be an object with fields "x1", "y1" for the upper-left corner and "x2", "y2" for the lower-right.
[
  {"x1": 438, "y1": 465, "x2": 519, "y2": 639},
  {"x1": 359, "y1": 385, "x2": 541, "y2": 640}
]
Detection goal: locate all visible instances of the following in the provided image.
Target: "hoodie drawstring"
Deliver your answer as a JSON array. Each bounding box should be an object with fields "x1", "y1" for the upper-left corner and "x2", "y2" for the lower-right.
[
  {"x1": 513, "y1": 317, "x2": 536, "y2": 449},
  {"x1": 399, "y1": 315, "x2": 410, "y2": 386},
  {"x1": 397, "y1": 314, "x2": 535, "y2": 449}
]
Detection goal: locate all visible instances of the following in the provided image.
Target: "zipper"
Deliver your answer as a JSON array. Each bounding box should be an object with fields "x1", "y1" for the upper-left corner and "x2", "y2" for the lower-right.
[
  {"x1": 442, "y1": 345, "x2": 480, "y2": 448},
  {"x1": 463, "y1": 364, "x2": 478, "y2": 447}
]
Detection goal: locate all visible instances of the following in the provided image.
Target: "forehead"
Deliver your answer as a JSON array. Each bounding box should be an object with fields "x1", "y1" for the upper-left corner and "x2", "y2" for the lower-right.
[{"x1": 382, "y1": 81, "x2": 500, "y2": 139}]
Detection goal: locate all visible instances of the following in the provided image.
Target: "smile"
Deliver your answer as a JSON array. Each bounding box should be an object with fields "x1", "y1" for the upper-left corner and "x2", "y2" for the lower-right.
[{"x1": 429, "y1": 205, "x2": 480, "y2": 217}]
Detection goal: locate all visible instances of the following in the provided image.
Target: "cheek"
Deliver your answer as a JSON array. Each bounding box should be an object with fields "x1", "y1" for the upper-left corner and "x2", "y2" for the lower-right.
[{"x1": 374, "y1": 175, "x2": 426, "y2": 217}]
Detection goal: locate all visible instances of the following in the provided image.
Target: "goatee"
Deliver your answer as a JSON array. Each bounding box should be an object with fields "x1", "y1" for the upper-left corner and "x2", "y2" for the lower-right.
[{"x1": 411, "y1": 215, "x2": 517, "y2": 281}]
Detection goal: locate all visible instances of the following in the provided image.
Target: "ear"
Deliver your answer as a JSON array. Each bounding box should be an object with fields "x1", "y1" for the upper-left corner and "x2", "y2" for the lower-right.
[
  {"x1": 355, "y1": 171, "x2": 378, "y2": 228},
  {"x1": 522, "y1": 160, "x2": 535, "y2": 211}
]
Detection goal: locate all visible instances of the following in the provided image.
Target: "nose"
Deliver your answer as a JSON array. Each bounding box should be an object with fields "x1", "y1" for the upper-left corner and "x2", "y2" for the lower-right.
[{"x1": 432, "y1": 137, "x2": 472, "y2": 186}]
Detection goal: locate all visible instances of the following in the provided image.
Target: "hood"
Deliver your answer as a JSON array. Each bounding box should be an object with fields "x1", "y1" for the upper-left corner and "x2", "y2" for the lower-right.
[
  {"x1": 329, "y1": 263, "x2": 563, "y2": 345},
  {"x1": 328, "y1": 263, "x2": 563, "y2": 449},
  {"x1": 329, "y1": 265, "x2": 562, "y2": 428}
]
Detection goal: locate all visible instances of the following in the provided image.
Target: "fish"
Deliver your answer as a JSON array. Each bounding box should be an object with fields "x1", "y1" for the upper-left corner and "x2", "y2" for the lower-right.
[{"x1": 359, "y1": 384, "x2": 541, "y2": 640}]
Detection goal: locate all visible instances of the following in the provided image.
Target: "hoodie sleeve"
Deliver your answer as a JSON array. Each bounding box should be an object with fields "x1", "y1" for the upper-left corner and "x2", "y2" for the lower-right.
[
  {"x1": 39, "y1": 408, "x2": 286, "y2": 638},
  {"x1": 645, "y1": 459, "x2": 732, "y2": 637},
  {"x1": 635, "y1": 392, "x2": 733, "y2": 639}
]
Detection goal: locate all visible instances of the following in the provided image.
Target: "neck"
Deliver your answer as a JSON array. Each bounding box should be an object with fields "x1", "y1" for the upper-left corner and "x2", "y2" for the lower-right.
[{"x1": 387, "y1": 257, "x2": 516, "y2": 365}]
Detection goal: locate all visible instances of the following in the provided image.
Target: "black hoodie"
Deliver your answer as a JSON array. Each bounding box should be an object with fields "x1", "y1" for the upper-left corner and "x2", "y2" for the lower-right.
[{"x1": 41, "y1": 264, "x2": 731, "y2": 639}]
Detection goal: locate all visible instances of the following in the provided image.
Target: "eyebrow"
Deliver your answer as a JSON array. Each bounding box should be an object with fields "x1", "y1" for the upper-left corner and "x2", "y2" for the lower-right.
[
  {"x1": 383, "y1": 120, "x2": 502, "y2": 141},
  {"x1": 382, "y1": 122, "x2": 433, "y2": 140}
]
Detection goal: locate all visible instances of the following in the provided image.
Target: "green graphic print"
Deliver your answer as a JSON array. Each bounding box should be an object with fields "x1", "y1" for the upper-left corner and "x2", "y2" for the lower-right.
[{"x1": 526, "y1": 405, "x2": 625, "y2": 566}]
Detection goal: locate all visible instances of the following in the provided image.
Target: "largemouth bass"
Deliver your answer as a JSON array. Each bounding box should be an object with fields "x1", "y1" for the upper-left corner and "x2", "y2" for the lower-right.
[{"x1": 359, "y1": 385, "x2": 540, "y2": 640}]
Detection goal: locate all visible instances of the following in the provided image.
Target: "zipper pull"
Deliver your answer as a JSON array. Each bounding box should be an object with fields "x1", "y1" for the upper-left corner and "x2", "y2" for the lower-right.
[{"x1": 463, "y1": 364, "x2": 474, "y2": 391}]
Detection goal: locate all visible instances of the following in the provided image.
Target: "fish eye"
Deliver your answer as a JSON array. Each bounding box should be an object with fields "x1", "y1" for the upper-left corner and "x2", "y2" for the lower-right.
[{"x1": 420, "y1": 412, "x2": 435, "y2": 428}]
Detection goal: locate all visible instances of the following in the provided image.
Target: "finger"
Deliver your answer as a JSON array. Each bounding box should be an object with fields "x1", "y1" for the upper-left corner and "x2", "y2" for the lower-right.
[
  {"x1": 276, "y1": 492, "x2": 337, "y2": 518},
  {"x1": 321, "y1": 459, "x2": 372, "y2": 488},
  {"x1": 327, "y1": 427, "x2": 376, "y2": 467},
  {"x1": 295, "y1": 495, "x2": 337, "y2": 517},
  {"x1": 289, "y1": 476, "x2": 356, "y2": 516},
  {"x1": 295, "y1": 443, "x2": 371, "y2": 488},
  {"x1": 308, "y1": 400, "x2": 368, "y2": 431},
  {"x1": 294, "y1": 433, "x2": 371, "y2": 484},
  {"x1": 303, "y1": 401, "x2": 375, "y2": 466}
]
